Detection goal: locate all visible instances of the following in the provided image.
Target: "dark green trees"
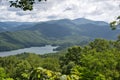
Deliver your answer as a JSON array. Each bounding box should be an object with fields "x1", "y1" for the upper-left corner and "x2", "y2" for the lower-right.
[
  {"x1": 60, "y1": 46, "x2": 82, "y2": 74},
  {"x1": 60, "y1": 39, "x2": 120, "y2": 80},
  {"x1": 0, "y1": 39, "x2": 120, "y2": 80},
  {"x1": 65, "y1": 46, "x2": 82, "y2": 64},
  {"x1": 89, "y1": 39, "x2": 110, "y2": 52}
]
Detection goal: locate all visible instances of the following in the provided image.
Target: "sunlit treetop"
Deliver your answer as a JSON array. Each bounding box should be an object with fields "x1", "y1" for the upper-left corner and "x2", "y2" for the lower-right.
[{"x1": 9, "y1": 0, "x2": 47, "y2": 11}]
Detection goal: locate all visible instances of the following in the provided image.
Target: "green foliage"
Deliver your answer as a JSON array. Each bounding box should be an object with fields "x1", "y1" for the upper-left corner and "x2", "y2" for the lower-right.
[
  {"x1": 71, "y1": 66, "x2": 106, "y2": 80},
  {"x1": 0, "y1": 67, "x2": 6, "y2": 80},
  {"x1": 110, "y1": 16, "x2": 120, "y2": 30},
  {"x1": 117, "y1": 35, "x2": 120, "y2": 41},
  {"x1": 9, "y1": 0, "x2": 47, "y2": 11},
  {"x1": 110, "y1": 21, "x2": 117, "y2": 30},
  {"x1": 60, "y1": 46, "x2": 82, "y2": 74},
  {"x1": 0, "y1": 67, "x2": 13, "y2": 80},
  {"x1": 60, "y1": 46, "x2": 81, "y2": 65},
  {"x1": 29, "y1": 67, "x2": 61, "y2": 80},
  {"x1": 15, "y1": 60, "x2": 32, "y2": 79},
  {"x1": 60, "y1": 39, "x2": 120, "y2": 80},
  {"x1": 0, "y1": 39, "x2": 120, "y2": 79},
  {"x1": 89, "y1": 39, "x2": 110, "y2": 52}
]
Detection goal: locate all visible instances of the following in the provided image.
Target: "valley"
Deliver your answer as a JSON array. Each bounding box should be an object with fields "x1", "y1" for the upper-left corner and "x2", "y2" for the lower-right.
[{"x1": 0, "y1": 18, "x2": 119, "y2": 52}]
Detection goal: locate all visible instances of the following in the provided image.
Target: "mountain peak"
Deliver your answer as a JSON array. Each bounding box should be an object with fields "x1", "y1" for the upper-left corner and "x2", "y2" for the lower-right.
[{"x1": 73, "y1": 18, "x2": 108, "y2": 25}]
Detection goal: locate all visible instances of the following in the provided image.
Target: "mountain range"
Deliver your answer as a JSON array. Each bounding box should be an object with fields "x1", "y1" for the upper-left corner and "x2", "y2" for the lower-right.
[{"x1": 0, "y1": 18, "x2": 120, "y2": 51}]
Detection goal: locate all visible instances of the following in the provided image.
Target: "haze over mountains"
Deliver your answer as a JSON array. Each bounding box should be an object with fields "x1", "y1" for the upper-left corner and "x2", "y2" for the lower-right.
[{"x1": 0, "y1": 18, "x2": 120, "y2": 51}]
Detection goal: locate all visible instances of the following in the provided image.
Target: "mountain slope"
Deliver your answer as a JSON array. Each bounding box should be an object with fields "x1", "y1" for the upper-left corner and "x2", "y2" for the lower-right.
[
  {"x1": 0, "y1": 31, "x2": 48, "y2": 51},
  {"x1": 73, "y1": 18, "x2": 108, "y2": 25},
  {"x1": 0, "y1": 22, "x2": 36, "y2": 32},
  {"x1": 76, "y1": 23, "x2": 119, "y2": 39},
  {"x1": 29, "y1": 18, "x2": 119, "y2": 39},
  {"x1": 0, "y1": 18, "x2": 120, "y2": 51},
  {"x1": 28, "y1": 22, "x2": 78, "y2": 38}
]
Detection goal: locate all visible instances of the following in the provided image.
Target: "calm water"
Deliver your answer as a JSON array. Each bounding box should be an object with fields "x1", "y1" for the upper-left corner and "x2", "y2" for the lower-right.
[{"x1": 0, "y1": 45, "x2": 58, "y2": 57}]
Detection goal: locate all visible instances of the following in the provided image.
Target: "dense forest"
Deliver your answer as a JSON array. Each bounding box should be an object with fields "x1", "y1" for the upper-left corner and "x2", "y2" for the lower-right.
[{"x1": 0, "y1": 38, "x2": 120, "y2": 80}]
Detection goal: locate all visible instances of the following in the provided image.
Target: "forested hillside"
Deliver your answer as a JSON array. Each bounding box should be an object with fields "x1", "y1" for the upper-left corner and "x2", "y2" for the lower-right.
[
  {"x1": 0, "y1": 22, "x2": 35, "y2": 32},
  {"x1": 0, "y1": 18, "x2": 119, "y2": 51},
  {"x1": 0, "y1": 38, "x2": 120, "y2": 80}
]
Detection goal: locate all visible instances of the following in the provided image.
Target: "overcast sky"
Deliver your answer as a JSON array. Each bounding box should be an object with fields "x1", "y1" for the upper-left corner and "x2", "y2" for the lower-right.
[{"x1": 0, "y1": 0, "x2": 120, "y2": 22}]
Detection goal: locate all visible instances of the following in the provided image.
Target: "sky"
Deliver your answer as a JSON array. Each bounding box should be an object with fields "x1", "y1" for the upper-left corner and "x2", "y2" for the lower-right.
[{"x1": 0, "y1": 0, "x2": 120, "y2": 22}]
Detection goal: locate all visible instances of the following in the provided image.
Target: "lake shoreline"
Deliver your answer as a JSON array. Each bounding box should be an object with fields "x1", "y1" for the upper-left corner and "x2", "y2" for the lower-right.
[
  {"x1": 0, "y1": 44, "x2": 48, "y2": 52},
  {"x1": 0, "y1": 43, "x2": 60, "y2": 52},
  {"x1": 0, "y1": 45, "x2": 58, "y2": 57}
]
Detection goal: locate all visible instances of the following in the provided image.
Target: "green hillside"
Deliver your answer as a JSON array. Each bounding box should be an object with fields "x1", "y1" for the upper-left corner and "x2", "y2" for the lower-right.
[
  {"x1": 0, "y1": 30, "x2": 89, "y2": 51},
  {"x1": 0, "y1": 18, "x2": 119, "y2": 51},
  {"x1": 0, "y1": 31, "x2": 47, "y2": 51}
]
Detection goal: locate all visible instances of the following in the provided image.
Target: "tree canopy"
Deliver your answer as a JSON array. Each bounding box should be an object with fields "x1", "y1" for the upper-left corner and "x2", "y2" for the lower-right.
[{"x1": 0, "y1": 39, "x2": 120, "y2": 80}]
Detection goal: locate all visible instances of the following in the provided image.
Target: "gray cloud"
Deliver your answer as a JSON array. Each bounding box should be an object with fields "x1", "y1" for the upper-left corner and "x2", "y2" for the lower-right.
[{"x1": 0, "y1": 0, "x2": 120, "y2": 22}]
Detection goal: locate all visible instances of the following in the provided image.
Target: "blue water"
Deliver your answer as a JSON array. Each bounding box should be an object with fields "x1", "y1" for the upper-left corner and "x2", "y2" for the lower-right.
[{"x1": 0, "y1": 45, "x2": 58, "y2": 57}]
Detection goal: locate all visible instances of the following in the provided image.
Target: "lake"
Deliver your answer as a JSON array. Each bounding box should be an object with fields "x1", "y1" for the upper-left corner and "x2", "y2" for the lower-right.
[{"x1": 0, "y1": 45, "x2": 58, "y2": 57}]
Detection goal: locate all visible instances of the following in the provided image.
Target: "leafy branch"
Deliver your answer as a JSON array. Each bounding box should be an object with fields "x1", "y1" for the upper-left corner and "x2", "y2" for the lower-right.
[
  {"x1": 110, "y1": 16, "x2": 120, "y2": 30},
  {"x1": 9, "y1": 0, "x2": 47, "y2": 11}
]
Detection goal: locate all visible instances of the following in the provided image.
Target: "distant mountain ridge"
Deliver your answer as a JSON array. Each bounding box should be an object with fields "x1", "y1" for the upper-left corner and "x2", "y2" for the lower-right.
[
  {"x1": 0, "y1": 22, "x2": 36, "y2": 32},
  {"x1": 0, "y1": 18, "x2": 119, "y2": 51},
  {"x1": 0, "y1": 18, "x2": 109, "y2": 32},
  {"x1": 73, "y1": 18, "x2": 108, "y2": 25}
]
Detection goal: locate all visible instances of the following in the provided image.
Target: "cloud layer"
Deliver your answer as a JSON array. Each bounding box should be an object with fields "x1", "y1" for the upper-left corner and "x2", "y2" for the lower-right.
[{"x1": 0, "y1": 0, "x2": 120, "y2": 22}]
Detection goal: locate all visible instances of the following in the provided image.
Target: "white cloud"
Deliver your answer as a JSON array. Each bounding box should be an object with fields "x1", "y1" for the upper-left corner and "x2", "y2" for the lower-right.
[{"x1": 0, "y1": 0, "x2": 120, "y2": 22}]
